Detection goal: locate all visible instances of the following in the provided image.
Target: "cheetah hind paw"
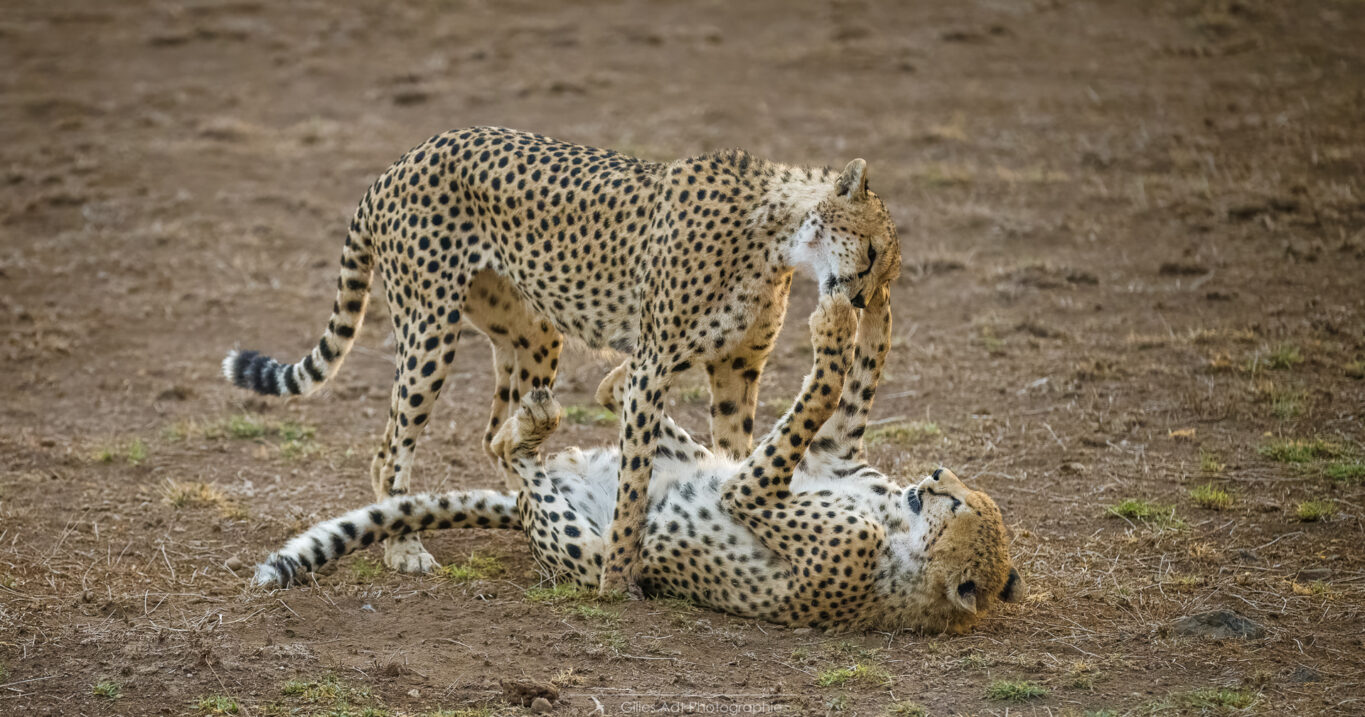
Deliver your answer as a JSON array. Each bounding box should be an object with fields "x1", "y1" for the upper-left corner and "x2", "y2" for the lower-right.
[
  {"x1": 384, "y1": 537, "x2": 441, "y2": 574},
  {"x1": 517, "y1": 388, "x2": 562, "y2": 441}
]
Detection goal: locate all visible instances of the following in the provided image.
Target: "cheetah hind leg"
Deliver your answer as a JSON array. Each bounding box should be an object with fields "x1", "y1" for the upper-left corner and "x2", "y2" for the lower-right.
[{"x1": 491, "y1": 388, "x2": 562, "y2": 493}]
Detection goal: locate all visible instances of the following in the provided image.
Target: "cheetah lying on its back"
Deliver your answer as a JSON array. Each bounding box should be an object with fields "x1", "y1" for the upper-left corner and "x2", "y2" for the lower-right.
[
  {"x1": 256, "y1": 290, "x2": 1024, "y2": 633},
  {"x1": 222, "y1": 127, "x2": 902, "y2": 591}
]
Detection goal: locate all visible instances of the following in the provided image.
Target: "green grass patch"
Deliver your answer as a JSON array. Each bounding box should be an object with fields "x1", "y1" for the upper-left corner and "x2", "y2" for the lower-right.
[
  {"x1": 277, "y1": 675, "x2": 385, "y2": 715},
  {"x1": 569, "y1": 603, "x2": 619, "y2": 624},
  {"x1": 93, "y1": 680, "x2": 122, "y2": 700},
  {"x1": 1183, "y1": 687, "x2": 1258, "y2": 710},
  {"x1": 1105, "y1": 499, "x2": 1185, "y2": 529},
  {"x1": 525, "y1": 582, "x2": 593, "y2": 604},
  {"x1": 525, "y1": 582, "x2": 624, "y2": 607},
  {"x1": 986, "y1": 679, "x2": 1047, "y2": 701},
  {"x1": 815, "y1": 663, "x2": 892, "y2": 688},
  {"x1": 1266, "y1": 344, "x2": 1303, "y2": 370},
  {"x1": 596, "y1": 628, "x2": 629, "y2": 654},
  {"x1": 1258, "y1": 437, "x2": 1344, "y2": 463},
  {"x1": 437, "y1": 554, "x2": 505, "y2": 582},
  {"x1": 1295, "y1": 499, "x2": 1335, "y2": 522},
  {"x1": 563, "y1": 405, "x2": 616, "y2": 426},
  {"x1": 866, "y1": 421, "x2": 940, "y2": 447},
  {"x1": 195, "y1": 695, "x2": 241, "y2": 714},
  {"x1": 93, "y1": 438, "x2": 148, "y2": 465},
  {"x1": 188, "y1": 414, "x2": 321, "y2": 460},
  {"x1": 1189, "y1": 484, "x2": 1233, "y2": 511},
  {"x1": 677, "y1": 385, "x2": 709, "y2": 404},
  {"x1": 1199, "y1": 450, "x2": 1225, "y2": 474},
  {"x1": 1345, "y1": 358, "x2": 1365, "y2": 379},
  {"x1": 348, "y1": 556, "x2": 385, "y2": 581},
  {"x1": 206, "y1": 414, "x2": 315, "y2": 442},
  {"x1": 1324, "y1": 461, "x2": 1365, "y2": 485},
  {"x1": 765, "y1": 397, "x2": 794, "y2": 415},
  {"x1": 1268, "y1": 388, "x2": 1305, "y2": 420}
]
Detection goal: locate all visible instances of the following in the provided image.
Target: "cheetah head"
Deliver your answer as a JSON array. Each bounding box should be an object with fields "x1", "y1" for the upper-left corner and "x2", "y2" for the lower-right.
[
  {"x1": 787, "y1": 159, "x2": 902, "y2": 309},
  {"x1": 882, "y1": 468, "x2": 1025, "y2": 633}
]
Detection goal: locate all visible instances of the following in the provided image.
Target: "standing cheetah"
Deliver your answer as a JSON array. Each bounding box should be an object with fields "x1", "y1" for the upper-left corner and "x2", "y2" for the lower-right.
[
  {"x1": 223, "y1": 127, "x2": 901, "y2": 591},
  {"x1": 255, "y1": 289, "x2": 1025, "y2": 633}
]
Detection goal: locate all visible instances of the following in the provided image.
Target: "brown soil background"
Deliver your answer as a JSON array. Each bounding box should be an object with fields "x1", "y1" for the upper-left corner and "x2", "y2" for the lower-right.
[{"x1": 2, "y1": 1, "x2": 1363, "y2": 715}]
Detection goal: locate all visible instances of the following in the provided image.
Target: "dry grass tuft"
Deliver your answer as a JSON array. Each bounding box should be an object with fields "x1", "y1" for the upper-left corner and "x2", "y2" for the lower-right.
[
  {"x1": 887, "y1": 702, "x2": 928, "y2": 717},
  {"x1": 159, "y1": 479, "x2": 247, "y2": 520}
]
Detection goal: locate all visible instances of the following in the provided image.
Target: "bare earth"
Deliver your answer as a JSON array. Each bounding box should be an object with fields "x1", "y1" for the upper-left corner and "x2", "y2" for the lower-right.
[{"x1": 2, "y1": 0, "x2": 1363, "y2": 715}]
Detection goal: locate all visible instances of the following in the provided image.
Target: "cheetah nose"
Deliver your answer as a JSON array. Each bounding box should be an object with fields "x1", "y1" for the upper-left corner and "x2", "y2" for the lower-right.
[{"x1": 850, "y1": 293, "x2": 867, "y2": 309}]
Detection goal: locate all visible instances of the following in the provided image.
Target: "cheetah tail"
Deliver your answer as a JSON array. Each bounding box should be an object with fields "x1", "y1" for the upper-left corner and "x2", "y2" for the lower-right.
[
  {"x1": 222, "y1": 207, "x2": 374, "y2": 397},
  {"x1": 253, "y1": 490, "x2": 520, "y2": 587}
]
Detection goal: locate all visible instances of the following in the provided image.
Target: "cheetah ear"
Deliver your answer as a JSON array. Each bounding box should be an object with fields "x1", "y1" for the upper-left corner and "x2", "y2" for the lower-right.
[
  {"x1": 949, "y1": 579, "x2": 978, "y2": 614},
  {"x1": 836, "y1": 158, "x2": 868, "y2": 201}
]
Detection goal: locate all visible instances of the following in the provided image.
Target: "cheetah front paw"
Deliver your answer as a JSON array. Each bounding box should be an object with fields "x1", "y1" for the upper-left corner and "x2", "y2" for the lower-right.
[
  {"x1": 384, "y1": 537, "x2": 440, "y2": 574},
  {"x1": 809, "y1": 293, "x2": 858, "y2": 346}
]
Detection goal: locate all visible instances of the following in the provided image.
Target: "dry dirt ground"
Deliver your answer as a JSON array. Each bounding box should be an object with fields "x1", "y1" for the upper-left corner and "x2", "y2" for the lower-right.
[{"x1": 2, "y1": 0, "x2": 1364, "y2": 715}]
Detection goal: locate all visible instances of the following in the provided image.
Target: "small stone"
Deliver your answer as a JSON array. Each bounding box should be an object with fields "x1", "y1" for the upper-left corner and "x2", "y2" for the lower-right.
[
  {"x1": 1236, "y1": 549, "x2": 1261, "y2": 563},
  {"x1": 531, "y1": 697, "x2": 553, "y2": 713},
  {"x1": 407, "y1": 689, "x2": 420, "y2": 698},
  {"x1": 1288, "y1": 666, "x2": 1321, "y2": 684},
  {"x1": 500, "y1": 679, "x2": 558, "y2": 707},
  {"x1": 224, "y1": 556, "x2": 244, "y2": 571},
  {"x1": 1172, "y1": 609, "x2": 1266, "y2": 639},
  {"x1": 1060, "y1": 462, "x2": 1087, "y2": 474},
  {"x1": 792, "y1": 627, "x2": 813, "y2": 636}
]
